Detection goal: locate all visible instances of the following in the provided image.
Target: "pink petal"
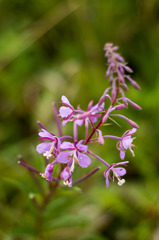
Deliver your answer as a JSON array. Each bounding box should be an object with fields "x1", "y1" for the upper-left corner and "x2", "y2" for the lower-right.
[
  {"x1": 120, "y1": 150, "x2": 125, "y2": 160},
  {"x1": 78, "y1": 152, "x2": 91, "y2": 168},
  {"x1": 114, "y1": 167, "x2": 126, "y2": 177},
  {"x1": 59, "y1": 106, "x2": 72, "y2": 118},
  {"x1": 129, "y1": 128, "x2": 137, "y2": 135},
  {"x1": 105, "y1": 171, "x2": 110, "y2": 188},
  {"x1": 75, "y1": 119, "x2": 84, "y2": 126},
  {"x1": 61, "y1": 95, "x2": 70, "y2": 104},
  {"x1": 38, "y1": 129, "x2": 54, "y2": 139},
  {"x1": 36, "y1": 142, "x2": 51, "y2": 154},
  {"x1": 56, "y1": 151, "x2": 72, "y2": 163},
  {"x1": 62, "y1": 119, "x2": 70, "y2": 126},
  {"x1": 60, "y1": 142, "x2": 75, "y2": 150},
  {"x1": 122, "y1": 137, "x2": 133, "y2": 149},
  {"x1": 76, "y1": 143, "x2": 88, "y2": 153}
]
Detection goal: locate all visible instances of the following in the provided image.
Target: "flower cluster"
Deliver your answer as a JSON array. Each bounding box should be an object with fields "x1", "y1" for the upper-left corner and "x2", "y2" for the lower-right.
[{"x1": 35, "y1": 43, "x2": 141, "y2": 188}]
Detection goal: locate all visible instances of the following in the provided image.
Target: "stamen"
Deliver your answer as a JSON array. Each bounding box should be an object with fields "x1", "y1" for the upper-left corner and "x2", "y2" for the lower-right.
[
  {"x1": 40, "y1": 173, "x2": 48, "y2": 181},
  {"x1": 118, "y1": 178, "x2": 125, "y2": 186},
  {"x1": 43, "y1": 151, "x2": 52, "y2": 159},
  {"x1": 70, "y1": 159, "x2": 75, "y2": 172}
]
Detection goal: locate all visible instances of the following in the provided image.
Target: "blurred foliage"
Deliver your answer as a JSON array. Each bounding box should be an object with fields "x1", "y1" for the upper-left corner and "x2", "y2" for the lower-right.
[{"x1": 0, "y1": 0, "x2": 159, "y2": 239}]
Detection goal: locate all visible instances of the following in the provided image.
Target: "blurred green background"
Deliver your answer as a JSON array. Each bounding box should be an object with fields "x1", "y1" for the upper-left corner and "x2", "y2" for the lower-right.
[{"x1": 0, "y1": 0, "x2": 159, "y2": 239}]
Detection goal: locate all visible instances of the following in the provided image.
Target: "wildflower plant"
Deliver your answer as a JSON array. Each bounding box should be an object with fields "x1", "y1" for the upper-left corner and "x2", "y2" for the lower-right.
[{"x1": 18, "y1": 43, "x2": 141, "y2": 197}]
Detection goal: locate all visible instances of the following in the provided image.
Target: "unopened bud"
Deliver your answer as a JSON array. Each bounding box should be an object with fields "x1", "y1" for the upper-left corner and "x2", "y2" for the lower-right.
[
  {"x1": 127, "y1": 119, "x2": 139, "y2": 129},
  {"x1": 114, "y1": 104, "x2": 126, "y2": 110},
  {"x1": 122, "y1": 83, "x2": 129, "y2": 91},
  {"x1": 98, "y1": 96, "x2": 107, "y2": 107},
  {"x1": 123, "y1": 65, "x2": 133, "y2": 73},
  {"x1": 128, "y1": 100, "x2": 142, "y2": 110},
  {"x1": 88, "y1": 100, "x2": 93, "y2": 110},
  {"x1": 76, "y1": 111, "x2": 91, "y2": 119},
  {"x1": 131, "y1": 80, "x2": 141, "y2": 90},
  {"x1": 102, "y1": 111, "x2": 109, "y2": 123},
  {"x1": 98, "y1": 130, "x2": 104, "y2": 145}
]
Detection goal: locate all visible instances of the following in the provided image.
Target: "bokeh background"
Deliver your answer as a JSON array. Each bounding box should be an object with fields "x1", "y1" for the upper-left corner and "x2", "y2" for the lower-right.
[{"x1": 0, "y1": 0, "x2": 159, "y2": 239}]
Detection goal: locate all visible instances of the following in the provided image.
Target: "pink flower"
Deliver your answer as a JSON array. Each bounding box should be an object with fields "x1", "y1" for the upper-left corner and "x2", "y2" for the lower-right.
[
  {"x1": 59, "y1": 96, "x2": 74, "y2": 126},
  {"x1": 75, "y1": 100, "x2": 105, "y2": 127},
  {"x1": 60, "y1": 166, "x2": 72, "y2": 187},
  {"x1": 104, "y1": 161, "x2": 129, "y2": 188},
  {"x1": 40, "y1": 163, "x2": 54, "y2": 182},
  {"x1": 56, "y1": 141, "x2": 91, "y2": 171},
  {"x1": 36, "y1": 128, "x2": 61, "y2": 159},
  {"x1": 117, "y1": 128, "x2": 137, "y2": 160}
]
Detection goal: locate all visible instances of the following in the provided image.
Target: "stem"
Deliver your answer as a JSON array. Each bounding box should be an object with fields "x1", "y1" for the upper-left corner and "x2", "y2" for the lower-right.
[
  {"x1": 37, "y1": 121, "x2": 47, "y2": 130},
  {"x1": 90, "y1": 135, "x2": 120, "y2": 142},
  {"x1": 18, "y1": 159, "x2": 59, "y2": 182},
  {"x1": 52, "y1": 102, "x2": 63, "y2": 137},
  {"x1": 87, "y1": 151, "x2": 110, "y2": 167},
  {"x1": 84, "y1": 117, "x2": 103, "y2": 144},
  {"x1": 73, "y1": 167, "x2": 100, "y2": 186},
  {"x1": 73, "y1": 122, "x2": 78, "y2": 141},
  {"x1": 18, "y1": 155, "x2": 44, "y2": 193},
  {"x1": 60, "y1": 136, "x2": 74, "y2": 141},
  {"x1": 18, "y1": 158, "x2": 41, "y2": 174}
]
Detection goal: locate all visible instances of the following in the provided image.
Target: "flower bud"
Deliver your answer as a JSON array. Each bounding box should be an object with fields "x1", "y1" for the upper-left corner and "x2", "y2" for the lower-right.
[
  {"x1": 98, "y1": 130, "x2": 104, "y2": 145},
  {"x1": 128, "y1": 100, "x2": 142, "y2": 110},
  {"x1": 131, "y1": 80, "x2": 141, "y2": 90},
  {"x1": 127, "y1": 119, "x2": 139, "y2": 129},
  {"x1": 122, "y1": 83, "x2": 129, "y2": 91},
  {"x1": 98, "y1": 96, "x2": 107, "y2": 107},
  {"x1": 76, "y1": 111, "x2": 91, "y2": 119},
  {"x1": 114, "y1": 104, "x2": 126, "y2": 110}
]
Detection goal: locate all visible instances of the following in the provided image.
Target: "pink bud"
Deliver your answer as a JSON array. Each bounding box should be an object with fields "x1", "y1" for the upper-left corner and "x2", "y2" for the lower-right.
[
  {"x1": 114, "y1": 104, "x2": 126, "y2": 110},
  {"x1": 127, "y1": 119, "x2": 139, "y2": 128},
  {"x1": 88, "y1": 100, "x2": 93, "y2": 110},
  {"x1": 123, "y1": 65, "x2": 133, "y2": 73},
  {"x1": 131, "y1": 80, "x2": 141, "y2": 90},
  {"x1": 76, "y1": 111, "x2": 91, "y2": 119},
  {"x1": 122, "y1": 84, "x2": 129, "y2": 91},
  {"x1": 129, "y1": 101, "x2": 142, "y2": 110},
  {"x1": 98, "y1": 130, "x2": 104, "y2": 145},
  {"x1": 98, "y1": 95, "x2": 107, "y2": 107}
]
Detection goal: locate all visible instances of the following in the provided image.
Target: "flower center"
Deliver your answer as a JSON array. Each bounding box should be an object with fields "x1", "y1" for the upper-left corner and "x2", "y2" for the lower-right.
[
  {"x1": 113, "y1": 170, "x2": 125, "y2": 186},
  {"x1": 43, "y1": 142, "x2": 55, "y2": 159}
]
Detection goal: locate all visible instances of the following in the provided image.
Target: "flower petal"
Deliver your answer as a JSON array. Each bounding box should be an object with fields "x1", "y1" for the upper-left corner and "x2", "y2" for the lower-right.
[
  {"x1": 105, "y1": 171, "x2": 110, "y2": 188},
  {"x1": 114, "y1": 167, "x2": 126, "y2": 177},
  {"x1": 36, "y1": 142, "x2": 51, "y2": 154},
  {"x1": 60, "y1": 142, "x2": 75, "y2": 150},
  {"x1": 78, "y1": 152, "x2": 91, "y2": 168},
  {"x1": 122, "y1": 137, "x2": 133, "y2": 149},
  {"x1": 61, "y1": 95, "x2": 70, "y2": 104},
  {"x1": 62, "y1": 119, "x2": 70, "y2": 126},
  {"x1": 59, "y1": 106, "x2": 73, "y2": 118},
  {"x1": 120, "y1": 150, "x2": 125, "y2": 160},
  {"x1": 75, "y1": 119, "x2": 84, "y2": 126},
  {"x1": 38, "y1": 129, "x2": 54, "y2": 139},
  {"x1": 60, "y1": 167, "x2": 71, "y2": 181},
  {"x1": 56, "y1": 151, "x2": 72, "y2": 163},
  {"x1": 129, "y1": 128, "x2": 137, "y2": 135},
  {"x1": 76, "y1": 143, "x2": 88, "y2": 153}
]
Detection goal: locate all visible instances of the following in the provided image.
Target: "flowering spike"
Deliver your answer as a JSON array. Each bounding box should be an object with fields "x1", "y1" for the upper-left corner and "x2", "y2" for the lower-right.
[{"x1": 20, "y1": 42, "x2": 141, "y2": 192}]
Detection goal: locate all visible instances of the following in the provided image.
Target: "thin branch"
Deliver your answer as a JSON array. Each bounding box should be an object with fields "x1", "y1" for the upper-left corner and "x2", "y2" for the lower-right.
[
  {"x1": 18, "y1": 156, "x2": 41, "y2": 174},
  {"x1": 73, "y1": 167, "x2": 100, "y2": 186},
  {"x1": 18, "y1": 157, "x2": 59, "y2": 182},
  {"x1": 37, "y1": 121, "x2": 47, "y2": 130}
]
